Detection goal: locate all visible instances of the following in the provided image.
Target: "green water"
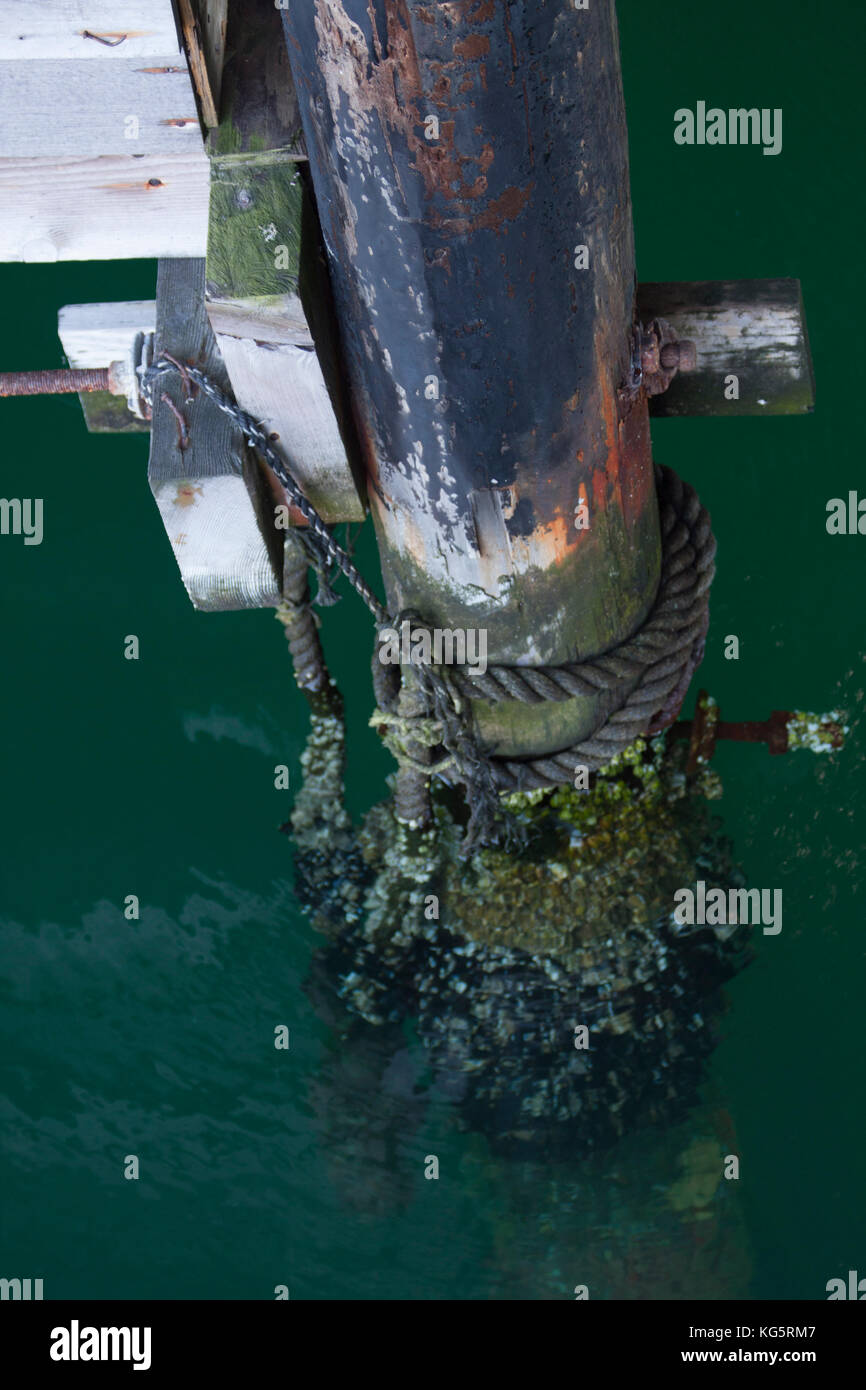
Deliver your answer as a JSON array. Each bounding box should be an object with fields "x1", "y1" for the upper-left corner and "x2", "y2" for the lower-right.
[{"x1": 1, "y1": 1, "x2": 864, "y2": 1299}]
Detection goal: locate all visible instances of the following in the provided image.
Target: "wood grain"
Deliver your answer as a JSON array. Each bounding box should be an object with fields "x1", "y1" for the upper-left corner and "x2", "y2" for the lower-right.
[
  {"x1": 58, "y1": 299, "x2": 156, "y2": 365},
  {"x1": 0, "y1": 1, "x2": 181, "y2": 60},
  {"x1": 175, "y1": 0, "x2": 227, "y2": 129},
  {"x1": 215, "y1": 334, "x2": 366, "y2": 523},
  {"x1": 0, "y1": 152, "x2": 209, "y2": 261},
  {"x1": 0, "y1": 57, "x2": 203, "y2": 158}
]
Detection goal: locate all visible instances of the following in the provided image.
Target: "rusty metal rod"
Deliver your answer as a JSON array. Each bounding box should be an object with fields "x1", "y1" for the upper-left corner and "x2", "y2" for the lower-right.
[
  {"x1": 715, "y1": 719, "x2": 782, "y2": 746},
  {"x1": 670, "y1": 699, "x2": 846, "y2": 773},
  {"x1": 0, "y1": 368, "x2": 110, "y2": 397}
]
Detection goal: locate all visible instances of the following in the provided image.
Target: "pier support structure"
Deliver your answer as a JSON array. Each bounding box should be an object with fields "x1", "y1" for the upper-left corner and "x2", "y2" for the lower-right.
[{"x1": 281, "y1": 0, "x2": 660, "y2": 760}]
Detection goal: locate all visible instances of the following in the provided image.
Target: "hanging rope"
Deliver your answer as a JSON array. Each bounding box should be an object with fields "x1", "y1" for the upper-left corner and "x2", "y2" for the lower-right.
[{"x1": 144, "y1": 360, "x2": 715, "y2": 847}]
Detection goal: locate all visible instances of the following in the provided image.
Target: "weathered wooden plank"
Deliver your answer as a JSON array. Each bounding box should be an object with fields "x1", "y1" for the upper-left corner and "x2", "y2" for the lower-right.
[
  {"x1": 58, "y1": 299, "x2": 155, "y2": 433},
  {"x1": 206, "y1": 0, "x2": 305, "y2": 162},
  {"x1": 0, "y1": 57, "x2": 202, "y2": 158},
  {"x1": 637, "y1": 279, "x2": 815, "y2": 416},
  {"x1": 205, "y1": 297, "x2": 310, "y2": 344},
  {"x1": 149, "y1": 258, "x2": 283, "y2": 611},
  {"x1": 176, "y1": 0, "x2": 228, "y2": 129},
  {"x1": 194, "y1": 2, "x2": 228, "y2": 112},
  {"x1": 206, "y1": 159, "x2": 366, "y2": 521},
  {"x1": 58, "y1": 299, "x2": 156, "y2": 367},
  {"x1": 214, "y1": 334, "x2": 364, "y2": 523},
  {"x1": 202, "y1": 0, "x2": 363, "y2": 523},
  {"x1": 0, "y1": 1, "x2": 181, "y2": 60},
  {"x1": 0, "y1": 152, "x2": 209, "y2": 261}
]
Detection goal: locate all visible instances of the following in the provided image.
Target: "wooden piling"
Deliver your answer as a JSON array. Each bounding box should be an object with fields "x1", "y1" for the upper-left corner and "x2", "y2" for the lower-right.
[{"x1": 280, "y1": 0, "x2": 661, "y2": 761}]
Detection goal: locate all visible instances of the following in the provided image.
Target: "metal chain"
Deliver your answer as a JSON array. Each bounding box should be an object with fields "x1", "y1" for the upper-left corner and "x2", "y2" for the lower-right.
[{"x1": 142, "y1": 358, "x2": 388, "y2": 624}]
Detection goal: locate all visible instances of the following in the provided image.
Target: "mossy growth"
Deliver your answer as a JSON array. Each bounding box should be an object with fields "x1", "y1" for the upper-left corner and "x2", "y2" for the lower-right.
[
  {"x1": 206, "y1": 161, "x2": 303, "y2": 303},
  {"x1": 79, "y1": 391, "x2": 149, "y2": 434},
  {"x1": 434, "y1": 732, "x2": 729, "y2": 963}
]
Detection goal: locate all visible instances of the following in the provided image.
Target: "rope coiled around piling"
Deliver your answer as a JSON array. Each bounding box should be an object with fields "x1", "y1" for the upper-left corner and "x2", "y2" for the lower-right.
[
  {"x1": 144, "y1": 359, "x2": 715, "y2": 846},
  {"x1": 370, "y1": 465, "x2": 714, "y2": 846},
  {"x1": 455, "y1": 464, "x2": 715, "y2": 791}
]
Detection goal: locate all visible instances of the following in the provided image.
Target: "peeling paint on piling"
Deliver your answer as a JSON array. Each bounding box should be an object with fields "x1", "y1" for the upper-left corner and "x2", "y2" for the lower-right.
[{"x1": 281, "y1": 1, "x2": 662, "y2": 757}]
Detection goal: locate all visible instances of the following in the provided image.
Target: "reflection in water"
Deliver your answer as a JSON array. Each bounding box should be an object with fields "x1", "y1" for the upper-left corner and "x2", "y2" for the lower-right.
[{"x1": 290, "y1": 701, "x2": 757, "y2": 1298}]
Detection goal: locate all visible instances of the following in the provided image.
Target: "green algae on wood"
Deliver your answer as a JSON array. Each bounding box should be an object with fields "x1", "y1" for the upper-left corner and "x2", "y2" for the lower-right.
[
  {"x1": 206, "y1": 159, "x2": 302, "y2": 309},
  {"x1": 202, "y1": 0, "x2": 366, "y2": 526},
  {"x1": 77, "y1": 389, "x2": 149, "y2": 435}
]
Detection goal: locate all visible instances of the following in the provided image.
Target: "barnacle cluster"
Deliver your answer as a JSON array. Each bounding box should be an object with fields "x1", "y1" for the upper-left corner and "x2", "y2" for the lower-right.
[
  {"x1": 786, "y1": 709, "x2": 849, "y2": 754},
  {"x1": 289, "y1": 709, "x2": 368, "y2": 933},
  {"x1": 301, "y1": 728, "x2": 752, "y2": 1156}
]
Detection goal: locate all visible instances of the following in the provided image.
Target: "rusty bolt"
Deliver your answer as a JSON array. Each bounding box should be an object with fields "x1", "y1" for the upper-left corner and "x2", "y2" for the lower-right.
[
  {"x1": 638, "y1": 319, "x2": 697, "y2": 394},
  {"x1": 639, "y1": 335, "x2": 661, "y2": 376},
  {"x1": 0, "y1": 367, "x2": 111, "y2": 397},
  {"x1": 660, "y1": 340, "x2": 697, "y2": 372}
]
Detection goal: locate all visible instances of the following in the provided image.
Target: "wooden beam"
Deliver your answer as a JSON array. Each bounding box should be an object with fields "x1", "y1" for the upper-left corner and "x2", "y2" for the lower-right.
[
  {"x1": 148, "y1": 258, "x2": 284, "y2": 611},
  {"x1": 206, "y1": 158, "x2": 365, "y2": 523},
  {"x1": 0, "y1": 152, "x2": 209, "y2": 261},
  {"x1": 58, "y1": 300, "x2": 156, "y2": 367},
  {"x1": 215, "y1": 334, "x2": 365, "y2": 523},
  {"x1": 205, "y1": 157, "x2": 304, "y2": 329},
  {"x1": 637, "y1": 279, "x2": 815, "y2": 417},
  {"x1": 0, "y1": 57, "x2": 203, "y2": 158},
  {"x1": 202, "y1": 0, "x2": 364, "y2": 524},
  {"x1": 0, "y1": 1, "x2": 181, "y2": 60},
  {"x1": 176, "y1": 1, "x2": 228, "y2": 129},
  {"x1": 0, "y1": 0, "x2": 207, "y2": 262},
  {"x1": 58, "y1": 299, "x2": 155, "y2": 433}
]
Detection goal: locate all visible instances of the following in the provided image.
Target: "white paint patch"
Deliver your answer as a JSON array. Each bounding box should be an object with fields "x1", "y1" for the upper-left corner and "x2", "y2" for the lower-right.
[{"x1": 435, "y1": 488, "x2": 460, "y2": 524}]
